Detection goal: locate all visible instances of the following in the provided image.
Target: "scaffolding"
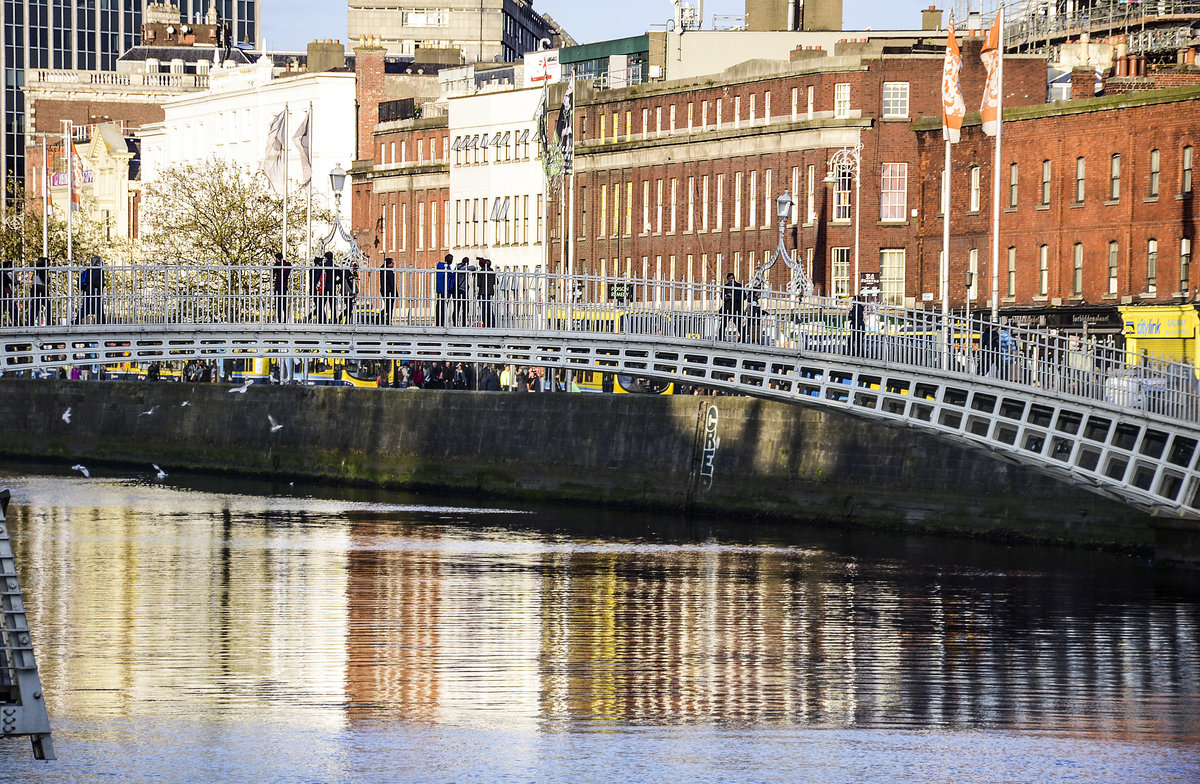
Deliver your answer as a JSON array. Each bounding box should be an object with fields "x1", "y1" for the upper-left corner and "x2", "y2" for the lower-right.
[{"x1": 951, "y1": 0, "x2": 1200, "y2": 58}]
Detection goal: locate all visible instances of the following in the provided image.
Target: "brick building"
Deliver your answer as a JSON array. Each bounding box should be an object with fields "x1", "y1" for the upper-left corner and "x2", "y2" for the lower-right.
[
  {"x1": 913, "y1": 81, "x2": 1200, "y2": 345},
  {"x1": 350, "y1": 30, "x2": 1049, "y2": 300},
  {"x1": 559, "y1": 34, "x2": 1045, "y2": 300}
]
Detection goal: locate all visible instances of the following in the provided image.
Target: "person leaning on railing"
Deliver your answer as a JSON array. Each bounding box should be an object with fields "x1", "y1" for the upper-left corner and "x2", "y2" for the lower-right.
[{"x1": 271, "y1": 251, "x2": 291, "y2": 322}]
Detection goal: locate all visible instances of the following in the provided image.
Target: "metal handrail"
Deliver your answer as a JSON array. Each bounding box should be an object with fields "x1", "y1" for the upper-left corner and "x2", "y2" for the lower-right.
[{"x1": 1, "y1": 260, "x2": 1198, "y2": 423}]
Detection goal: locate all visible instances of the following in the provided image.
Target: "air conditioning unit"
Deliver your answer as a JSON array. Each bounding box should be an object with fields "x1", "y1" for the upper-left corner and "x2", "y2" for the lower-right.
[{"x1": 1051, "y1": 297, "x2": 1063, "y2": 306}]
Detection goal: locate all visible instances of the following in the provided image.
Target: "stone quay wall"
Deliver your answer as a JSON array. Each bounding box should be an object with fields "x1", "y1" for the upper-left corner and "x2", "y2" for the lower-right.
[{"x1": 0, "y1": 380, "x2": 1173, "y2": 556}]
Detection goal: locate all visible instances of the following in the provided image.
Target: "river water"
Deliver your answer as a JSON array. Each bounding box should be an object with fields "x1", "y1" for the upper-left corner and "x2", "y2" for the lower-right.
[{"x1": 1, "y1": 467, "x2": 1198, "y2": 783}]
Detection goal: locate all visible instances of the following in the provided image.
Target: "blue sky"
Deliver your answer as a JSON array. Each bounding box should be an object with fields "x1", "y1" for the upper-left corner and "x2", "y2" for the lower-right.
[{"x1": 261, "y1": 0, "x2": 939, "y2": 51}]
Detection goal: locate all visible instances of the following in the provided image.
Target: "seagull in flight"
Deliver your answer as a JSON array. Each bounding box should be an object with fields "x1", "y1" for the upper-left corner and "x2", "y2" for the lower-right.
[
  {"x1": 180, "y1": 400, "x2": 192, "y2": 408},
  {"x1": 228, "y1": 380, "x2": 252, "y2": 394},
  {"x1": 268, "y1": 414, "x2": 283, "y2": 432},
  {"x1": 71, "y1": 464, "x2": 89, "y2": 477},
  {"x1": 152, "y1": 464, "x2": 167, "y2": 479},
  {"x1": 138, "y1": 405, "x2": 159, "y2": 417},
  {"x1": 62, "y1": 407, "x2": 72, "y2": 424}
]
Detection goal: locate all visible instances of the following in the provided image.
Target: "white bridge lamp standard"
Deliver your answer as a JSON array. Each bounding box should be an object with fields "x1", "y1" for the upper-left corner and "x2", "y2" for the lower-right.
[
  {"x1": 317, "y1": 162, "x2": 365, "y2": 269},
  {"x1": 330, "y1": 162, "x2": 347, "y2": 216},
  {"x1": 964, "y1": 269, "x2": 975, "y2": 356},
  {"x1": 747, "y1": 190, "x2": 813, "y2": 295}
]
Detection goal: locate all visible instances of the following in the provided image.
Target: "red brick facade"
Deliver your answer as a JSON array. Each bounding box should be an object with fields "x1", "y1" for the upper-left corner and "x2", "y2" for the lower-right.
[{"x1": 914, "y1": 86, "x2": 1200, "y2": 332}]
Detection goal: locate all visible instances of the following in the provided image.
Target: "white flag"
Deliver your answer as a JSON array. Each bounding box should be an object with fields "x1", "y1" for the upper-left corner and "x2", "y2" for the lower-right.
[
  {"x1": 263, "y1": 109, "x2": 287, "y2": 192},
  {"x1": 292, "y1": 112, "x2": 311, "y2": 187}
]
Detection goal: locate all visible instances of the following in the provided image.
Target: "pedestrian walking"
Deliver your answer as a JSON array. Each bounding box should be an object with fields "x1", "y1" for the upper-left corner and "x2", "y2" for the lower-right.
[
  {"x1": 435, "y1": 254, "x2": 452, "y2": 326},
  {"x1": 271, "y1": 251, "x2": 291, "y2": 322},
  {"x1": 31, "y1": 256, "x2": 49, "y2": 327},
  {"x1": 1, "y1": 260, "x2": 16, "y2": 326},
  {"x1": 476, "y1": 258, "x2": 496, "y2": 328},
  {"x1": 379, "y1": 257, "x2": 397, "y2": 324}
]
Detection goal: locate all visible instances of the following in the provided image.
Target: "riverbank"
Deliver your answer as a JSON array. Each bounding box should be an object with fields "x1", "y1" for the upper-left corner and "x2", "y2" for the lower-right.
[{"x1": 0, "y1": 379, "x2": 1185, "y2": 562}]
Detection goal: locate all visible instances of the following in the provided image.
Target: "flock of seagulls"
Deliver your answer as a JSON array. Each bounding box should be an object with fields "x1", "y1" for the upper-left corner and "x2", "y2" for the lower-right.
[{"x1": 60, "y1": 382, "x2": 285, "y2": 482}]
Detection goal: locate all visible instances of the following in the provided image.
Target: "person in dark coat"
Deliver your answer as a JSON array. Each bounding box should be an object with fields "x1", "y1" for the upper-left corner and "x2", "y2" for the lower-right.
[
  {"x1": 475, "y1": 258, "x2": 496, "y2": 328},
  {"x1": 379, "y1": 257, "x2": 397, "y2": 324},
  {"x1": 271, "y1": 251, "x2": 291, "y2": 322},
  {"x1": 0, "y1": 260, "x2": 16, "y2": 326},
  {"x1": 30, "y1": 257, "x2": 49, "y2": 327},
  {"x1": 321, "y1": 252, "x2": 337, "y2": 323},
  {"x1": 719, "y1": 272, "x2": 743, "y2": 340},
  {"x1": 847, "y1": 301, "x2": 865, "y2": 356}
]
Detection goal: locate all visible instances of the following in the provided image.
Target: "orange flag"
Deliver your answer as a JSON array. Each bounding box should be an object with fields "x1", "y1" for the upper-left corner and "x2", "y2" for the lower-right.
[
  {"x1": 69, "y1": 139, "x2": 84, "y2": 211},
  {"x1": 980, "y1": 11, "x2": 1003, "y2": 137},
  {"x1": 941, "y1": 19, "x2": 965, "y2": 143}
]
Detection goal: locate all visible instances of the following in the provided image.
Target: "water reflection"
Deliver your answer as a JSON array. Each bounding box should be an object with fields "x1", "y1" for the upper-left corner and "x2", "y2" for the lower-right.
[{"x1": 3, "y1": 469, "x2": 1199, "y2": 766}]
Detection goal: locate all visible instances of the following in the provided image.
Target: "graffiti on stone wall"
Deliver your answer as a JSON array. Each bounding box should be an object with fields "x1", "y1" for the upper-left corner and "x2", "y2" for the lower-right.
[{"x1": 699, "y1": 405, "x2": 719, "y2": 490}]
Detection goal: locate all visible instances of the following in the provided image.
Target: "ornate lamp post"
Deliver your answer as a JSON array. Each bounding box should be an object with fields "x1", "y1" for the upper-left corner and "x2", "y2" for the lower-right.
[
  {"x1": 747, "y1": 190, "x2": 812, "y2": 295},
  {"x1": 318, "y1": 162, "x2": 364, "y2": 267},
  {"x1": 823, "y1": 141, "x2": 862, "y2": 297}
]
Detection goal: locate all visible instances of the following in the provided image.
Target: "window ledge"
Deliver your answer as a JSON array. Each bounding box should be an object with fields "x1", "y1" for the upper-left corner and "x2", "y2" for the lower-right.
[
  {"x1": 1033, "y1": 295, "x2": 1049, "y2": 302},
  {"x1": 1102, "y1": 293, "x2": 1117, "y2": 300},
  {"x1": 878, "y1": 220, "x2": 909, "y2": 227},
  {"x1": 1068, "y1": 295, "x2": 1085, "y2": 302},
  {"x1": 1104, "y1": 200, "x2": 1120, "y2": 207},
  {"x1": 1069, "y1": 202, "x2": 1085, "y2": 208},
  {"x1": 1143, "y1": 196, "x2": 1160, "y2": 203},
  {"x1": 1004, "y1": 207, "x2": 1018, "y2": 213},
  {"x1": 881, "y1": 115, "x2": 910, "y2": 122},
  {"x1": 1036, "y1": 204, "x2": 1050, "y2": 211},
  {"x1": 1177, "y1": 192, "x2": 1194, "y2": 201},
  {"x1": 1002, "y1": 296, "x2": 1016, "y2": 303}
]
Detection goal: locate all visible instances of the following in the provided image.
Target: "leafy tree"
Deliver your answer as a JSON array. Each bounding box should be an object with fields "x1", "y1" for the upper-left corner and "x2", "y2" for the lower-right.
[
  {"x1": 0, "y1": 176, "x2": 106, "y2": 265},
  {"x1": 139, "y1": 158, "x2": 334, "y2": 321},
  {"x1": 141, "y1": 157, "x2": 330, "y2": 267}
]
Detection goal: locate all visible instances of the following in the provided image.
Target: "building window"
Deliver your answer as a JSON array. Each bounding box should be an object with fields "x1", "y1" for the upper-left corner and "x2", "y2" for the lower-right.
[
  {"x1": 687, "y1": 176, "x2": 695, "y2": 232},
  {"x1": 600, "y1": 184, "x2": 607, "y2": 238},
  {"x1": 642, "y1": 180, "x2": 650, "y2": 233},
  {"x1": 832, "y1": 247, "x2": 851, "y2": 298},
  {"x1": 1109, "y1": 153, "x2": 1121, "y2": 201},
  {"x1": 882, "y1": 82, "x2": 909, "y2": 118},
  {"x1": 1075, "y1": 156, "x2": 1086, "y2": 203},
  {"x1": 880, "y1": 163, "x2": 907, "y2": 222},
  {"x1": 1108, "y1": 241, "x2": 1119, "y2": 295},
  {"x1": 791, "y1": 86, "x2": 798, "y2": 120},
  {"x1": 734, "y1": 172, "x2": 743, "y2": 229},
  {"x1": 580, "y1": 186, "x2": 587, "y2": 237},
  {"x1": 834, "y1": 83, "x2": 850, "y2": 118},
  {"x1": 969, "y1": 166, "x2": 981, "y2": 212},
  {"x1": 1181, "y1": 237, "x2": 1192, "y2": 294},
  {"x1": 716, "y1": 173, "x2": 724, "y2": 231},
  {"x1": 1009, "y1": 163, "x2": 1018, "y2": 208},
  {"x1": 668, "y1": 178, "x2": 676, "y2": 234},
  {"x1": 880, "y1": 249, "x2": 905, "y2": 306},
  {"x1": 626, "y1": 181, "x2": 633, "y2": 236},
  {"x1": 748, "y1": 171, "x2": 756, "y2": 228},
  {"x1": 702, "y1": 175, "x2": 710, "y2": 232},
  {"x1": 1147, "y1": 238, "x2": 1158, "y2": 293},
  {"x1": 656, "y1": 179, "x2": 663, "y2": 233},
  {"x1": 807, "y1": 85, "x2": 814, "y2": 119},
  {"x1": 1039, "y1": 245, "x2": 1049, "y2": 295},
  {"x1": 1149, "y1": 148, "x2": 1160, "y2": 198},
  {"x1": 1183, "y1": 145, "x2": 1194, "y2": 195},
  {"x1": 1007, "y1": 247, "x2": 1016, "y2": 297},
  {"x1": 1073, "y1": 243, "x2": 1084, "y2": 295},
  {"x1": 834, "y1": 165, "x2": 852, "y2": 222},
  {"x1": 1041, "y1": 159, "x2": 1051, "y2": 205}
]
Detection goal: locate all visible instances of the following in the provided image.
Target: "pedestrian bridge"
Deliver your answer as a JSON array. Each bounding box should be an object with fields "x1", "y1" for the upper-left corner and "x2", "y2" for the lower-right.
[{"x1": 4, "y1": 261, "x2": 1200, "y2": 521}]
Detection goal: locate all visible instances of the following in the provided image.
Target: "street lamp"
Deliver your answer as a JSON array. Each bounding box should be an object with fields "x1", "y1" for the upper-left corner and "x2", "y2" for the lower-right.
[
  {"x1": 329, "y1": 162, "x2": 346, "y2": 214},
  {"x1": 823, "y1": 141, "x2": 862, "y2": 297},
  {"x1": 964, "y1": 269, "x2": 975, "y2": 352},
  {"x1": 747, "y1": 190, "x2": 812, "y2": 296}
]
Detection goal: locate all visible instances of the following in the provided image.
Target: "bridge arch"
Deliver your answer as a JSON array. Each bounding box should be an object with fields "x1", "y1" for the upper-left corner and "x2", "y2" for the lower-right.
[{"x1": 8, "y1": 321, "x2": 1200, "y2": 521}]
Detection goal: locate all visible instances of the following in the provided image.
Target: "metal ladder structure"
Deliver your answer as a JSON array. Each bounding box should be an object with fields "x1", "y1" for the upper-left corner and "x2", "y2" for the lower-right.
[{"x1": 0, "y1": 489, "x2": 55, "y2": 760}]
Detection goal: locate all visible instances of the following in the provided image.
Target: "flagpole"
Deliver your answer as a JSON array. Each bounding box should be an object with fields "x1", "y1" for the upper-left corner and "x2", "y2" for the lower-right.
[
  {"x1": 990, "y1": 4, "x2": 1005, "y2": 321},
  {"x1": 63, "y1": 120, "x2": 72, "y2": 266},
  {"x1": 306, "y1": 101, "x2": 313, "y2": 264},
  {"x1": 41, "y1": 134, "x2": 48, "y2": 258},
  {"x1": 282, "y1": 104, "x2": 289, "y2": 259},
  {"x1": 942, "y1": 139, "x2": 951, "y2": 371}
]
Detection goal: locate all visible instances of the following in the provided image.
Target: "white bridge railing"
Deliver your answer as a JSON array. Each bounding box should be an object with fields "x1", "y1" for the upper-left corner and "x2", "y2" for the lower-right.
[{"x1": 1, "y1": 260, "x2": 1197, "y2": 424}]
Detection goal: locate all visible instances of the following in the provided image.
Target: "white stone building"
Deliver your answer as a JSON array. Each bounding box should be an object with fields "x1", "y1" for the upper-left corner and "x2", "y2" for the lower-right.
[
  {"x1": 139, "y1": 53, "x2": 357, "y2": 245},
  {"x1": 447, "y1": 85, "x2": 547, "y2": 270}
]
